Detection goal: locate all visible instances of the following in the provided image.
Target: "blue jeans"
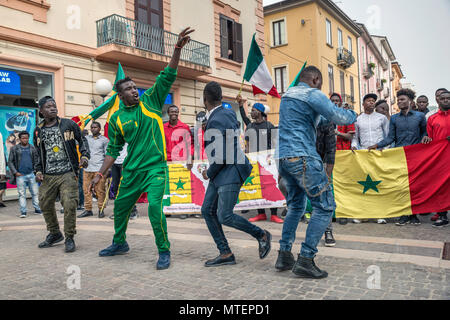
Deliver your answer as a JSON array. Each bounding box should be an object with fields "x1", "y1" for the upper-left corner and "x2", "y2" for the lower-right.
[
  {"x1": 278, "y1": 157, "x2": 335, "y2": 258},
  {"x1": 201, "y1": 182, "x2": 265, "y2": 255},
  {"x1": 16, "y1": 173, "x2": 41, "y2": 214}
]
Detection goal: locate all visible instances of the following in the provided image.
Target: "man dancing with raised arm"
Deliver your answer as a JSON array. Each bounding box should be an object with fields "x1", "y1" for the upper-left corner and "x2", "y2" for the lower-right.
[
  {"x1": 90, "y1": 27, "x2": 195, "y2": 270},
  {"x1": 275, "y1": 66, "x2": 357, "y2": 279}
]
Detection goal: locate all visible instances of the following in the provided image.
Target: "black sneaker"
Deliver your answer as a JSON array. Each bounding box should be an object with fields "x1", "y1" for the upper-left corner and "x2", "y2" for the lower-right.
[
  {"x1": 130, "y1": 208, "x2": 139, "y2": 220},
  {"x1": 178, "y1": 214, "x2": 188, "y2": 219},
  {"x1": 432, "y1": 218, "x2": 449, "y2": 228},
  {"x1": 98, "y1": 210, "x2": 105, "y2": 219},
  {"x1": 338, "y1": 218, "x2": 348, "y2": 225},
  {"x1": 410, "y1": 215, "x2": 421, "y2": 225},
  {"x1": 64, "y1": 237, "x2": 76, "y2": 253},
  {"x1": 77, "y1": 210, "x2": 93, "y2": 218},
  {"x1": 275, "y1": 250, "x2": 295, "y2": 271},
  {"x1": 292, "y1": 255, "x2": 328, "y2": 279},
  {"x1": 396, "y1": 216, "x2": 410, "y2": 226},
  {"x1": 77, "y1": 206, "x2": 84, "y2": 211},
  {"x1": 281, "y1": 208, "x2": 287, "y2": 218},
  {"x1": 324, "y1": 230, "x2": 336, "y2": 247},
  {"x1": 109, "y1": 214, "x2": 114, "y2": 220},
  {"x1": 38, "y1": 232, "x2": 64, "y2": 248}
]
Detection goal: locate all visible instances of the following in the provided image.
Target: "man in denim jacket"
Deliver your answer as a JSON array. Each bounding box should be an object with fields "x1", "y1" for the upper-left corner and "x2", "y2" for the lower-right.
[{"x1": 274, "y1": 66, "x2": 357, "y2": 279}]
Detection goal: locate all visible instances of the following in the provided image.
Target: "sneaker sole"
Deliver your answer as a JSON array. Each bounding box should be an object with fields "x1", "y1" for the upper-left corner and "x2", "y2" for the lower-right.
[
  {"x1": 204, "y1": 261, "x2": 236, "y2": 267},
  {"x1": 38, "y1": 236, "x2": 64, "y2": 248},
  {"x1": 275, "y1": 264, "x2": 295, "y2": 271},
  {"x1": 325, "y1": 242, "x2": 336, "y2": 247},
  {"x1": 292, "y1": 269, "x2": 328, "y2": 279},
  {"x1": 432, "y1": 224, "x2": 449, "y2": 228},
  {"x1": 99, "y1": 251, "x2": 129, "y2": 257}
]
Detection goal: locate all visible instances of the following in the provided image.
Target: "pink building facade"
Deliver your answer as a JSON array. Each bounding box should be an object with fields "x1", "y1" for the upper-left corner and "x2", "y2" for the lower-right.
[{"x1": 357, "y1": 23, "x2": 391, "y2": 113}]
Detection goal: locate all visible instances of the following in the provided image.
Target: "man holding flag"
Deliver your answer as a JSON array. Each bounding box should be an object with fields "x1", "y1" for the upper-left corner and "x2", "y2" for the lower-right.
[
  {"x1": 274, "y1": 66, "x2": 357, "y2": 279},
  {"x1": 89, "y1": 27, "x2": 195, "y2": 270}
]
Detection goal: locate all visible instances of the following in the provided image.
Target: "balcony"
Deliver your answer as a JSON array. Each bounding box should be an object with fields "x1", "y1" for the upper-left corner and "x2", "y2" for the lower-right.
[
  {"x1": 363, "y1": 64, "x2": 375, "y2": 79},
  {"x1": 337, "y1": 48, "x2": 355, "y2": 69},
  {"x1": 96, "y1": 15, "x2": 211, "y2": 77},
  {"x1": 376, "y1": 80, "x2": 384, "y2": 92}
]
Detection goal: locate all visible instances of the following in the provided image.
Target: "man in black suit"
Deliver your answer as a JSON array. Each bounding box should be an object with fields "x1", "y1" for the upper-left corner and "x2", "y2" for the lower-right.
[{"x1": 200, "y1": 82, "x2": 272, "y2": 267}]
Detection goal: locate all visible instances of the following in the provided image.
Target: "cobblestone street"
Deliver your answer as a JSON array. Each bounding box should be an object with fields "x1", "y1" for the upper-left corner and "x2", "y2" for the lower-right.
[{"x1": 1, "y1": 200, "x2": 449, "y2": 300}]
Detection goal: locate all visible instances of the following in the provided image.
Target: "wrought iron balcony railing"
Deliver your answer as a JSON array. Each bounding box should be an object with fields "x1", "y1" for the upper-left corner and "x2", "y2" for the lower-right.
[
  {"x1": 96, "y1": 14, "x2": 210, "y2": 68},
  {"x1": 337, "y1": 47, "x2": 355, "y2": 69}
]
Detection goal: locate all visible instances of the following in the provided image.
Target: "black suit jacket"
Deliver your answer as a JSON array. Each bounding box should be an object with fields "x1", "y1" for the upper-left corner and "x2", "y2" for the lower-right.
[{"x1": 205, "y1": 106, "x2": 253, "y2": 187}]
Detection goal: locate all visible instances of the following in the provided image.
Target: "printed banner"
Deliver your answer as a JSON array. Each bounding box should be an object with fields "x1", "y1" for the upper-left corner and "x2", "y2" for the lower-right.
[
  {"x1": 163, "y1": 150, "x2": 286, "y2": 214},
  {"x1": 0, "y1": 106, "x2": 37, "y2": 188}
]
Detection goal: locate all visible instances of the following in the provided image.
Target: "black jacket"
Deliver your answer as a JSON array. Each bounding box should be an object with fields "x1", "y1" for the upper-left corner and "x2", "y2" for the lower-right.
[
  {"x1": 33, "y1": 118, "x2": 90, "y2": 177},
  {"x1": 205, "y1": 106, "x2": 252, "y2": 187},
  {"x1": 7, "y1": 144, "x2": 39, "y2": 185}
]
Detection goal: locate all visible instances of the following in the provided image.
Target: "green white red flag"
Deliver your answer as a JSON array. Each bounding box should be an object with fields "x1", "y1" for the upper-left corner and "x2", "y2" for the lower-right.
[{"x1": 243, "y1": 34, "x2": 281, "y2": 98}]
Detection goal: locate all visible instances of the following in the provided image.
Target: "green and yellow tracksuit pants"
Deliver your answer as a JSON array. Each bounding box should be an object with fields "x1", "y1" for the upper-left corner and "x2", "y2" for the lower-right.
[{"x1": 113, "y1": 165, "x2": 170, "y2": 253}]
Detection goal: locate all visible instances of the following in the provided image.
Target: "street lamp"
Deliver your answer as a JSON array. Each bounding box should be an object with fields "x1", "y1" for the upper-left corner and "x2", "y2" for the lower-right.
[{"x1": 95, "y1": 79, "x2": 113, "y2": 104}]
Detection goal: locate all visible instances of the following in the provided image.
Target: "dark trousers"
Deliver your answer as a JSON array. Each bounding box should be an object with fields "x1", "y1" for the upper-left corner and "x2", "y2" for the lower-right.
[
  {"x1": 40, "y1": 172, "x2": 79, "y2": 238},
  {"x1": 258, "y1": 208, "x2": 278, "y2": 216},
  {"x1": 78, "y1": 168, "x2": 84, "y2": 207},
  {"x1": 201, "y1": 182, "x2": 264, "y2": 255}
]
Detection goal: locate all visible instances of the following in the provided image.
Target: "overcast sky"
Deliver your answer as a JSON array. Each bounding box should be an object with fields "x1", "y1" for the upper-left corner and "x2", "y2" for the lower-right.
[{"x1": 263, "y1": 0, "x2": 450, "y2": 106}]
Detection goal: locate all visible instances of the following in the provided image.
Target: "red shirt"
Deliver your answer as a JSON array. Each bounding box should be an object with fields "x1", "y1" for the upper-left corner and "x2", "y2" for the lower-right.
[
  {"x1": 163, "y1": 120, "x2": 194, "y2": 161},
  {"x1": 427, "y1": 110, "x2": 450, "y2": 141},
  {"x1": 336, "y1": 123, "x2": 355, "y2": 150}
]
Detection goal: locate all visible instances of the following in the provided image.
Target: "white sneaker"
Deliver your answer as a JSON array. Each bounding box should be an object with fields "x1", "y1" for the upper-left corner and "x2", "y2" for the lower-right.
[
  {"x1": 377, "y1": 219, "x2": 387, "y2": 224},
  {"x1": 20, "y1": 213, "x2": 27, "y2": 218},
  {"x1": 352, "y1": 219, "x2": 362, "y2": 224}
]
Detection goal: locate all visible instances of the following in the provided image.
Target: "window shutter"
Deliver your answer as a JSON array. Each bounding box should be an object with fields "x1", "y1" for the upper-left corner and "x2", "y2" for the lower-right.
[
  {"x1": 220, "y1": 16, "x2": 228, "y2": 59},
  {"x1": 233, "y1": 22, "x2": 243, "y2": 63}
]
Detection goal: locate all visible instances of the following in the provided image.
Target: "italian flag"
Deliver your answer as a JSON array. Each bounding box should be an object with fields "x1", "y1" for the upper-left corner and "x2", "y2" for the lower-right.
[
  {"x1": 243, "y1": 34, "x2": 281, "y2": 98},
  {"x1": 72, "y1": 63, "x2": 126, "y2": 137},
  {"x1": 333, "y1": 140, "x2": 450, "y2": 219}
]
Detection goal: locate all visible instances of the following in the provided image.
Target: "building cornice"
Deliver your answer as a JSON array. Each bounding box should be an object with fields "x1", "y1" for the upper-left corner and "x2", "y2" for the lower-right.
[{"x1": 264, "y1": 0, "x2": 362, "y2": 37}]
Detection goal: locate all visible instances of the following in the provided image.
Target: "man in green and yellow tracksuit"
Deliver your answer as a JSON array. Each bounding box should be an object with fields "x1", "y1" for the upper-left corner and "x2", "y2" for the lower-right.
[{"x1": 90, "y1": 27, "x2": 195, "y2": 270}]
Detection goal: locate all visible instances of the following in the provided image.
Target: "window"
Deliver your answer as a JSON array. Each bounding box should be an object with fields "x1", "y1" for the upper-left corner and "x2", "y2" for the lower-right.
[
  {"x1": 326, "y1": 19, "x2": 332, "y2": 46},
  {"x1": 361, "y1": 45, "x2": 366, "y2": 66},
  {"x1": 135, "y1": 0, "x2": 163, "y2": 28},
  {"x1": 272, "y1": 19, "x2": 286, "y2": 46},
  {"x1": 350, "y1": 76, "x2": 355, "y2": 102},
  {"x1": 348, "y1": 36, "x2": 352, "y2": 53},
  {"x1": 340, "y1": 71, "x2": 345, "y2": 98},
  {"x1": 274, "y1": 66, "x2": 288, "y2": 94},
  {"x1": 328, "y1": 65, "x2": 334, "y2": 94},
  {"x1": 338, "y1": 28, "x2": 343, "y2": 48},
  {"x1": 220, "y1": 15, "x2": 243, "y2": 63}
]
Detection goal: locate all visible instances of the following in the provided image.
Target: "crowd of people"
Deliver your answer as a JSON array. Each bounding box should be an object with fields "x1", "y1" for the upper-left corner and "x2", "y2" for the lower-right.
[{"x1": 0, "y1": 27, "x2": 448, "y2": 280}]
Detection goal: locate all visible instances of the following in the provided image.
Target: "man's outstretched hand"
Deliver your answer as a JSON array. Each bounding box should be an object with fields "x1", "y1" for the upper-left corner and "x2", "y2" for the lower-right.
[
  {"x1": 176, "y1": 27, "x2": 195, "y2": 49},
  {"x1": 169, "y1": 27, "x2": 195, "y2": 70}
]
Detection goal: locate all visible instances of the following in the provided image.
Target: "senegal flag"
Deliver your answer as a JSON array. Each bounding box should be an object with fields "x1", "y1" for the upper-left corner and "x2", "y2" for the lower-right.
[
  {"x1": 72, "y1": 63, "x2": 125, "y2": 137},
  {"x1": 333, "y1": 140, "x2": 450, "y2": 219}
]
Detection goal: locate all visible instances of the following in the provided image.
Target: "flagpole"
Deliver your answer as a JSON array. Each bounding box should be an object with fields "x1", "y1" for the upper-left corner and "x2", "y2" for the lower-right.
[{"x1": 238, "y1": 78, "x2": 245, "y2": 96}]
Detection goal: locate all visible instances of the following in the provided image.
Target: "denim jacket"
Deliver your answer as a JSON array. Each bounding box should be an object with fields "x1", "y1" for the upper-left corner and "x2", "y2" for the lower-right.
[{"x1": 276, "y1": 82, "x2": 357, "y2": 161}]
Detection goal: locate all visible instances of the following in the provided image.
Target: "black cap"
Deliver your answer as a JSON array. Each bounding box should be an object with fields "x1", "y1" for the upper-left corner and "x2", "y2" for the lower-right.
[
  {"x1": 38, "y1": 96, "x2": 55, "y2": 108},
  {"x1": 363, "y1": 93, "x2": 378, "y2": 102}
]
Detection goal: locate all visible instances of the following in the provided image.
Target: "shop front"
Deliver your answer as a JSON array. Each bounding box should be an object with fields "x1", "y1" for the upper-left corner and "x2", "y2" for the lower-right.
[{"x1": 0, "y1": 64, "x2": 54, "y2": 199}]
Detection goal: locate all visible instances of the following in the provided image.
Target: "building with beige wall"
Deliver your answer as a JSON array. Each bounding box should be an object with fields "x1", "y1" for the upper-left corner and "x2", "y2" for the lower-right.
[
  {"x1": 391, "y1": 61, "x2": 404, "y2": 114},
  {"x1": 0, "y1": 0, "x2": 265, "y2": 129},
  {"x1": 263, "y1": 0, "x2": 361, "y2": 123}
]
